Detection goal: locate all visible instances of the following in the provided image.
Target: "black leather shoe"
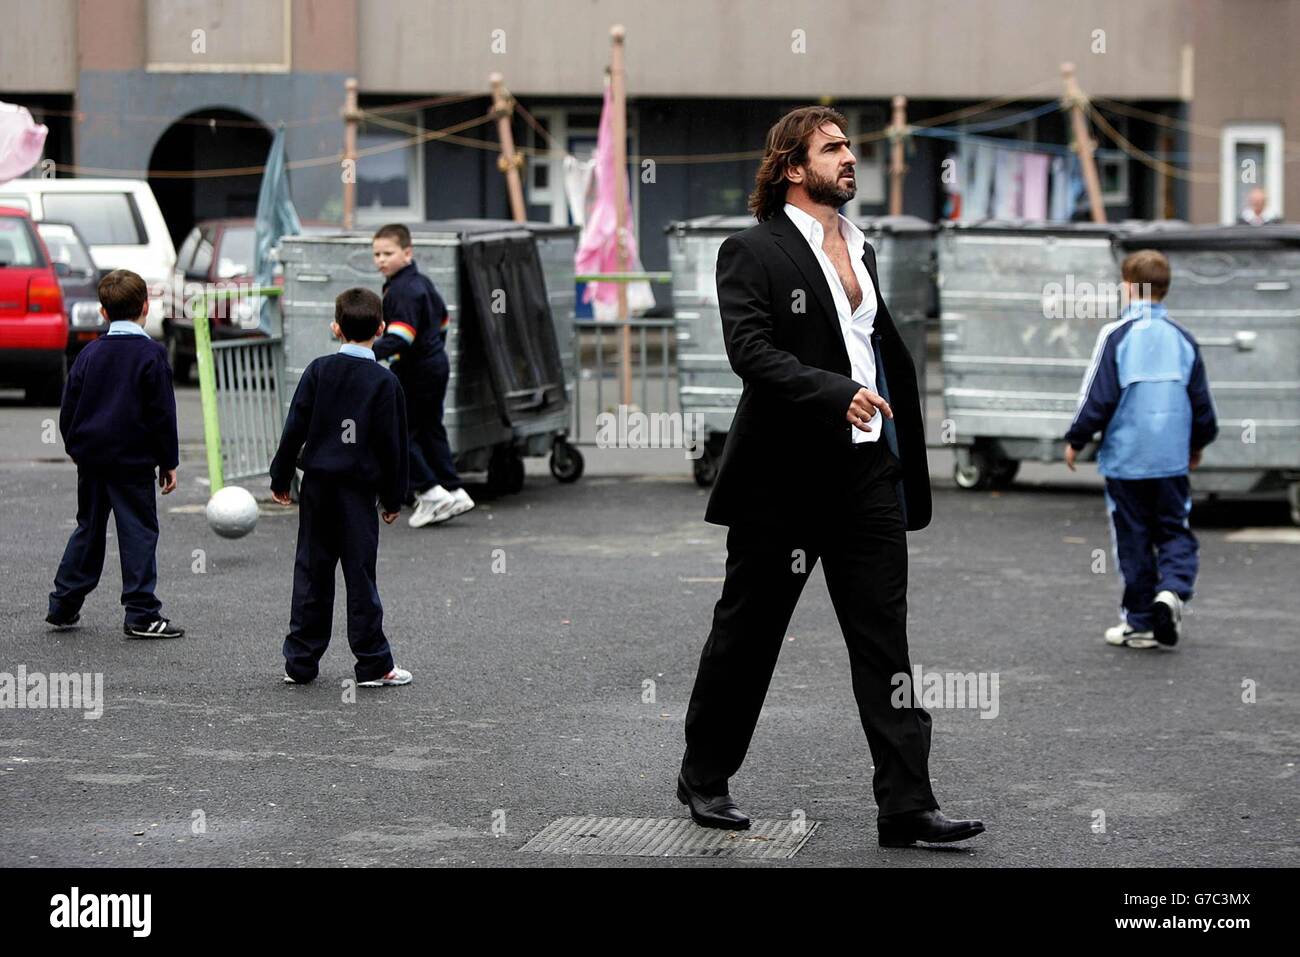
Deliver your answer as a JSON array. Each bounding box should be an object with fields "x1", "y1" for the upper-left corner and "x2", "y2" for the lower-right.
[
  {"x1": 677, "y1": 773, "x2": 750, "y2": 830},
  {"x1": 878, "y1": 809, "x2": 985, "y2": 847}
]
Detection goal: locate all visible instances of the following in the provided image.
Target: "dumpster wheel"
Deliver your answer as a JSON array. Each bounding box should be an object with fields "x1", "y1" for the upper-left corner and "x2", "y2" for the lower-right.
[
  {"x1": 954, "y1": 446, "x2": 1019, "y2": 491},
  {"x1": 953, "y1": 448, "x2": 993, "y2": 491},
  {"x1": 550, "y1": 441, "x2": 585, "y2": 483}
]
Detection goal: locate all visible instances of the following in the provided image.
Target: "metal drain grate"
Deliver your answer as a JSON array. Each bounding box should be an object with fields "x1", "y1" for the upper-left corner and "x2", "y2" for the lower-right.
[{"x1": 519, "y1": 816, "x2": 819, "y2": 859}]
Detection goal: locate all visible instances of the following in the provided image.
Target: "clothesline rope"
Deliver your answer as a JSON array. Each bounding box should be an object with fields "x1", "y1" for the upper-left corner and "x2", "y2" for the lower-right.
[{"x1": 14, "y1": 74, "x2": 1260, "y2": 183}]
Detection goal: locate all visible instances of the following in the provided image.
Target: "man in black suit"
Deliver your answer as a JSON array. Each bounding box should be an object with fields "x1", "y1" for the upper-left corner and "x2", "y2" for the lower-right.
[{"x1": 677, "y1": 106, "x2": 984, "y2": 847}]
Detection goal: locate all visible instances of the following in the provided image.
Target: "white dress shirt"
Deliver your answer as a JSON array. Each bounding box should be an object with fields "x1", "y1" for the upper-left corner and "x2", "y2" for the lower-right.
[{"x1": 783, "y1": 202, "x2": 881, "y2": 442}]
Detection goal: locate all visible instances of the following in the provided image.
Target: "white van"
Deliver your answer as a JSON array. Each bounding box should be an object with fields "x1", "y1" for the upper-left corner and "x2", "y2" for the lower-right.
[{"x1": 0, "y1": 179, "x2": 176, "y2": 338}]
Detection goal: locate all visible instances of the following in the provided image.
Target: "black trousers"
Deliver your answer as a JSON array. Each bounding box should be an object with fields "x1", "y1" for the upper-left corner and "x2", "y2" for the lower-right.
[
  {"x1": 49, "y1": 469, "x2": 163, "y2": 627},
  {"x1": 405, "y1": 352, "x2": 461, "y2": 496},
  {"x1": 681, "y1": 441, "x2": 939, "y2": 819},
  {"x1": 283, "y1": 474, "x2": 394, "y2": 683}
]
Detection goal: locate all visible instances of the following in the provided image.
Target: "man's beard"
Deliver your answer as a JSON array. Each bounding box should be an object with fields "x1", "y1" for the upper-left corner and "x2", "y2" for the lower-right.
[{"x1": 804, "y1": 165, "x2": 857, "y2": 207}]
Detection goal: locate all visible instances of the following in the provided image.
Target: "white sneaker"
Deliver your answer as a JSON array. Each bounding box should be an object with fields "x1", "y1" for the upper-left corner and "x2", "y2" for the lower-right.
[
  {"x1": 447, "y1": 487, "x2": 475, "y2": 517},
  {"x1": 1152, "y1": 590, "x2": 1183, "y2": 647},
  {"x1": 1104, "y1": 623, "x2": 1158, "y2": 649},
  {"x1": 408, "y1": 486, "x2": 456, "y2": 528},
  {"x1": 358, "y1": 667, "x2": 413, "y2": 687}
]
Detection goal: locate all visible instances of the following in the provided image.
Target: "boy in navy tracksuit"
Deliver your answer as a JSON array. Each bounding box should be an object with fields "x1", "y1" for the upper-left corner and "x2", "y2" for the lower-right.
[
  {"x1": 370, "y1": 223, "x2": 474, "y2": 528},
  {"x1": 1064, "y1": 250, "x2": 1219, "y2": 649},
  {"x1": 270, "y1": 288, "x2": 413, "y2": 687},
  {"x1": 48, "y1": 269, "x2": 184, "y2": 638}
]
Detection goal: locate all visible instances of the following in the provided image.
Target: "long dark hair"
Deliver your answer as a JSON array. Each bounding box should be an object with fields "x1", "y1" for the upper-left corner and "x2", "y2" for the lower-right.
[{"x1": 748, "y1": 105, "x2": 849, "y2": 222}]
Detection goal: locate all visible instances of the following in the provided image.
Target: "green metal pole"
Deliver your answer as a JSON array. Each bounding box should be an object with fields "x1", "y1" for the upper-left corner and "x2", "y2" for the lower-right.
[{"x1": 192, "y1": 294, "x2": 224, "y2": 493}]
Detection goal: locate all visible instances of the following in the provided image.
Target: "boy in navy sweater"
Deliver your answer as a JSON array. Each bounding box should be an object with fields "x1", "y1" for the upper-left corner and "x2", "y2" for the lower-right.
[
  {"x1": 270, "y1": 287, "x2": 413, "y2": 687},
  {"x1": 371, "y1": 223, "x2": 474, "y2": 528},
  {"x1": 48, "y1": 269, "x2": 184, "y2": 638},
  {"x1": 1064, "y1": 250, "x2": 1218, "y2": 649}
]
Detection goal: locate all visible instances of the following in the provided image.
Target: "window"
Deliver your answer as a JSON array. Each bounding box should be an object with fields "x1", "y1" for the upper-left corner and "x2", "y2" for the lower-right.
[
  {"x1": 41, "y1": 193, "x2": 145, "y2": 246},
  {"x1": 527, "y1": 111, "x2": 561, "y2": 212},
  {"x1": 175, "y1": 227, "x2": 201, "y2": 275},
  {"x1": 0, "y1": 216, "x2": 42, "y2": 266},
  {"x1": 0, "y1": 195, "x2": 31, "y2": 213},
  {"x1": 1096, "y1": 150, "x2": 1129, "y2": 205},
  {"x1": 356, "y1": 112, "x2": 424, "y2": 224},
  {"x1": 190, "y1": 231, "x2": 215, "y2": 278},
  {"x1": 1220, "y1": 122, "x2": 1284, "y2": 224},
  {"x1": 216, "y1": 226, "x2": 254, "y2": 279},
  {"x1": 36, "y1": 223, "x2": 95, "y2": 275}
]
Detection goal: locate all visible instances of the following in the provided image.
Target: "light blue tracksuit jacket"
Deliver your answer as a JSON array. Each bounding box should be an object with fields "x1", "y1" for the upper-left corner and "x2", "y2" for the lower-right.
[{"x1": 1065, "y1": 300, "x2": 1218, "y2": 480}]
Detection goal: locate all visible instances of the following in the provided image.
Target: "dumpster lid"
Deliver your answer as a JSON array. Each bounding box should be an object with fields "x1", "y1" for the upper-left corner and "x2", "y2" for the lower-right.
[
  {"x1": 664, "y1": 215, "x2": 757, "y2": 235},
  {"x1": 411, "y1": 218, "x2": 579, "y2": 238},
  {"x1": 1115, "y1": 222, "x2": 1300, "y2": 249},
  {"x1": 939, "y1": 219, "x2": 1121, "y2": 236},
  {"x1": 666, "y1": 213, "x2": 938, "y2": 235},
  {"x1": 854, "y1": 215, "x2": 936, "y2": 234}
]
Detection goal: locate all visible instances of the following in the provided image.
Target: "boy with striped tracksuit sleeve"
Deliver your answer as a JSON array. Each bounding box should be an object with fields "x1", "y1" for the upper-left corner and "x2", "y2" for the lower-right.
[
  {"x1": 370, "y1": 223, "x2": 474, "y2": 528},
  {"x1": 1064, "y1": 249, "x2": 1218, "y2": 649}
]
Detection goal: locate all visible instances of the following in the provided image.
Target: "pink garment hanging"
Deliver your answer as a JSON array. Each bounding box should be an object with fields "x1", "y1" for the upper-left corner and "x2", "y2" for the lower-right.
[
  {"x1": 573, "y1": 85, "x2": 653, "y2": 319},
  {"x1": 1020, "y1": 153, "x2": 1051, "y2": 220},
  {"x1": 0, "y1": 103, "x2": 48, "y2": 184}
]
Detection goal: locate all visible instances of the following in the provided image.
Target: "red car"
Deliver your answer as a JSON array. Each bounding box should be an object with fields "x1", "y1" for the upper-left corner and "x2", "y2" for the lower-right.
[{"x1": 0, "y1": 206, "x2": 68, "y2": 404}]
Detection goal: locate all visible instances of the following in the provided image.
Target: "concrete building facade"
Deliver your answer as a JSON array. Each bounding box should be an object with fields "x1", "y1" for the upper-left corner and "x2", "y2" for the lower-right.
[{"x1": 2, "y1": 0, "x2": 1294, "y2": 302}]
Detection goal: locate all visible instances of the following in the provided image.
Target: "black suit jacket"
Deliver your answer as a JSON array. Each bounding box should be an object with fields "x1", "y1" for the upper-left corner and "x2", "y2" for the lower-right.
[{"x1": 704, "y1": 209, "x2": 932, "y2": 533}]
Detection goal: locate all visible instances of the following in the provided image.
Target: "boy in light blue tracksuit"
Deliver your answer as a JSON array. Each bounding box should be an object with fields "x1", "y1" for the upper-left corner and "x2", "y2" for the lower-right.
[{"x1": 1064, "y1": 249, "x2": 1218, "y2": 649}]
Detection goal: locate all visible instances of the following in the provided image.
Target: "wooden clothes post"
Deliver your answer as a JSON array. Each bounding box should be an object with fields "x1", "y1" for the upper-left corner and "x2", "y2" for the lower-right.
[
  {"x1": 610, "y1": 25, "x2": 633, "y2": 408},
  {"x1": 888, "y1": 95, "x2": 907, "y2": 216},
  {"x1": 490, "y1": 72, "x2": 527, "y2": 223},
  {"x1": 1061, "y1": 62, "x2": 1107, "y2": 224},
  {"x1": 342, "y1": 77, "x2": 359, "y2": 230}
]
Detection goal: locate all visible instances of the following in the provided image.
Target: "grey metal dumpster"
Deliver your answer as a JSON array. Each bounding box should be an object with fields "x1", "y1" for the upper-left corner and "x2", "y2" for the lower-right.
[
  {"x1": 416, "y1": 219, "x2": 580, "y2": 415},
  {"x1": 279, "y1": 222, "x2": 574, "y2": 496},
  {"x1": 937, "y1": 221, "x2": 1121, "y2": 489},
  {"x1": 667, "y1": 214, "x2": 935, "y2": 486},
  {"x1": 1116, "y1": 224, "x2": 1300, "y2": 520},
  {"x1": 413, "y1": 220, "x2": 583, "y2": 483},
  {"x1": 937, "y1": 221, "x2": 1300, "y2": 519}
]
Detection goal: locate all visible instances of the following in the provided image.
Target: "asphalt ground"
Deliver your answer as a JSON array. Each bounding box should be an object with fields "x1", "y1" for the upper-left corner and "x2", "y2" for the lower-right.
[{"x1": 0, "y1": 381, "x2": 1296, "y2": 868}]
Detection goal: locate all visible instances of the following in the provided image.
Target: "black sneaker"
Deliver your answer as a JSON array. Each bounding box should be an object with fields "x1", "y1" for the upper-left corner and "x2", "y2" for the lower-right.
[
  {"x1": 124, "y1": 618, "x2": 185, "y2": 639},
  {"x1": 46, "y1": 611, "x2": 81, "y2": 630}
]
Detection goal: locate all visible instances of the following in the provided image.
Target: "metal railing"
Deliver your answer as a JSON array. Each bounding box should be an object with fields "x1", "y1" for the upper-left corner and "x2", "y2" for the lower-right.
[
  {"x1": 192, "y1": 286, "x2": 284, "y2": 490},
  {"x1": 569, "y1": 317, "x2": 677, "y2": 444},
  {"x1": 211, "y1": 335, "x2": 285, "y2": 482}
]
